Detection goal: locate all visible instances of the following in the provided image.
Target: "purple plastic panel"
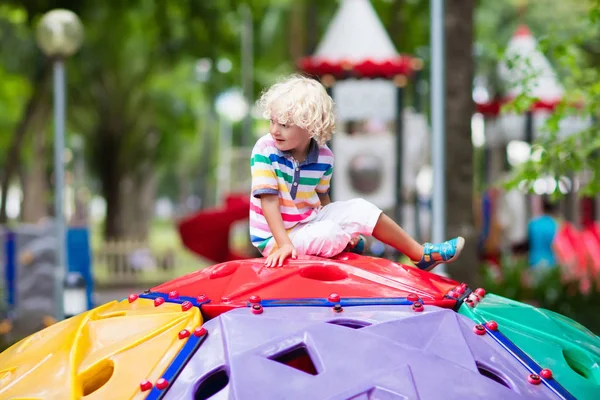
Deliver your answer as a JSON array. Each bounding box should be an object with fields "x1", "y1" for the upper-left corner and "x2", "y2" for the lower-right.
[{"x1": 165, "y1": 305, "x2": 559, "y2": 400}]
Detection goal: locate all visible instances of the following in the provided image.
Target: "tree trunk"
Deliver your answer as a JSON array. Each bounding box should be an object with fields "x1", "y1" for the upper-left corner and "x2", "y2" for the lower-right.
[
  {"x1": 21, "y1": 103, "x2": 51, "y2": 223},
  {"x1": 444, "y1": 0, "x2": 480, "y2": 287},
  {"x1": 120, "y1": 164, "x2": 156, "y2": 241},
  {"x1": 305, "y1": 0, "x2": 318, "y2": 56},
  {"x1": 99, "y1": 133, "x2": 125, "y2": 240},
  {"x1": 289, "y1": 1, "x2": 306, "y2": 62},
  {"x1": 0, "y1": 65, "x2": 51, "y2": 223}
]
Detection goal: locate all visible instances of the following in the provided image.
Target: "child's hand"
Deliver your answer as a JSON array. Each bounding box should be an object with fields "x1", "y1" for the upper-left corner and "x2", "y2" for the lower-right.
[{"x1": 265, "y1": 244, "x2": 297, "y2": 267}]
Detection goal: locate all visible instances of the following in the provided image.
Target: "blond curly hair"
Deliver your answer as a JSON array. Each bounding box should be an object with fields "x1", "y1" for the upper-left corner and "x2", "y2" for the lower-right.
[{"x1": 257, "y1": 74, "x2": 336, "y2": 145}]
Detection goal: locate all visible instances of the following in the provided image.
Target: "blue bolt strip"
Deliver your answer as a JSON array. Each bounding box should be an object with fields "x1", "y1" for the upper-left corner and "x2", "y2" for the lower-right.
[
  {"x1": 253, "y1": 297, "x2": 414, "y2": 308},
  {"x1": 482, "y1": 324, "x2": 575, "y2": 400},
  {"x1": 144, "y1": 330, "x2": 208, "y2": 400},
  {"x1": 139, "y1": 292, "x2": 212, "y2": 307}
]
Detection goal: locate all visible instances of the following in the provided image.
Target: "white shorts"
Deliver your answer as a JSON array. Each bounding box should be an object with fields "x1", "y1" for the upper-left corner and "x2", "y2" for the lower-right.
[{"x1": 288, "y1": 198, "x2": 382, "y2": 257}]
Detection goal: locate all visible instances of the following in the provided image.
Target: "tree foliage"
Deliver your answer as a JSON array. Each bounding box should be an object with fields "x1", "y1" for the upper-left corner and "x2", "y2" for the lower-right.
[
  {"x1": 485, "y1": 0, "x2": 600, "y2": 196},
  {"x1": 0, "y1": 0, "x2": 457, "y2": 239}
]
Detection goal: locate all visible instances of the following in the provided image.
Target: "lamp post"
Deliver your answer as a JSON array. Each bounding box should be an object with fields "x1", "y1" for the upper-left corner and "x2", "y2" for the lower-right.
[
  {"x1": 430, "y1": 0, "x2": 447, "y2": 276},
  {"x1": 35, "y1": 9, "x2": 84, "y2": 320}
]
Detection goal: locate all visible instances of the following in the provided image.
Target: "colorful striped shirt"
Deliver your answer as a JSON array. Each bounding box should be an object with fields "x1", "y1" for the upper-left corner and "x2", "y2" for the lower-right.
[{"x1": 249, "y1": 134, "x2": 334, "y2": 255}]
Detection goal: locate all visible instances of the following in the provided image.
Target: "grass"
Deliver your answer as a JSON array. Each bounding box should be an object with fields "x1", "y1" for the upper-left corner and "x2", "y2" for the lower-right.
[{"x1": 91, "y1": 219, "x2": 209, "y2": 287}]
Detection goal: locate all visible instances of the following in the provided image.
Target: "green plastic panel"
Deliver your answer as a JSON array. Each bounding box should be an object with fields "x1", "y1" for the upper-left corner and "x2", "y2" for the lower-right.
[{"x1": 459, "y1": 293, "x2": 600, "y2": 400}]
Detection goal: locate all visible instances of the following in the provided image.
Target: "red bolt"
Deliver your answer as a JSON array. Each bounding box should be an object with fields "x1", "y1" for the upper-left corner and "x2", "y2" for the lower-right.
[
  {"x1": 412, "y1": 302, "x2": 424, "y2": 312},
  {"x1": 456, "y1": 286, "x2": 465, "y2": 295},
  {"x1": 540, "y1": 369, "x2": 553, "y2": 380},
  {"x1": 251, "y1": 304, "x2": 263, "y2": 314},
  {"x1": 140, "y1": 380, "x2": 153, "y2": 391},
  {"x1": 181, "y1": 301, "x2": 193, "y2": 311},
  {"x1": 168, "y1": 290, "x2": 179, "y2": 299},
  {"x1": 249, "y1": 295, "x2": 261, "y2": 304},
  {"x1": 156, "y1": 378, "x2": 169, "y2": 390},
  {"x1": 528, "y1": 374, "x2": 541, "y2": 385},
  {"x1": 475, "y1": 288, "x2": 486, "y2": 298},
  {"x1": 178, "y1": 329, "x2": 191, "y2": 340},
  {"x1": 221, "y1": 296, "x2": 231, "y2": 303},
  {"x1": 194, "y1": 326, "x2": 208, "y2": 337},
  {"x1": 328, "y1": 293, "x2": 341, "y2": 303},
  {"x1": 460, "y1": 283, "x2": 467, "y2": 290},
  {"x1": 473, "y1": 324, "x2": 486, "y2": 335},
  {"x1": 128, "y1": 294, "x2": 139, "y2": 303},
  {"x1": 407, "y1": 293, "x2": 420, "y2": 302},
  {"x1": 448, "y1": 290, "x2": 459, "y2": 298},
  {"x1": 154, "y1": 297, "x2": 165, "y2": 307},
  {"x1": 197, "y1": 294, "x2": 207, "y2": 302},
  {"x1": 485, "y1": 320, "x2": 498, "y2": 331}
]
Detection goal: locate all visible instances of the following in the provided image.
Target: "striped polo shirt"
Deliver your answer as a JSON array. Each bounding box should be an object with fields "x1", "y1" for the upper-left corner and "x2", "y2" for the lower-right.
[{"x1": 249, "y1": 134, "x2": 334, "y2": 255}]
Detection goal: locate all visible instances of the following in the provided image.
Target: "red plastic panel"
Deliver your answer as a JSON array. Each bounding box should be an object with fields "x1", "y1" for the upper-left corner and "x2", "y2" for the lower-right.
[
  {"x1": 177, "y1": 194, "x2": 250, "y2": 263},
  {"x1": 152, "y1": 253, "x2": 459, "y2": 319},
  {"x1": 554, "y1": 223, "x2": 588, "y2": 275},
  {"x1": 583, "y1": 223, "x2": 600, "y2": 277}
]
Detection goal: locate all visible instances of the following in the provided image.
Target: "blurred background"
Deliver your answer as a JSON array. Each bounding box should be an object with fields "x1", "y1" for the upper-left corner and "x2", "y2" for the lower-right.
[{"x1": 0, "y1": 0, "x2": 599, "y2": 346}]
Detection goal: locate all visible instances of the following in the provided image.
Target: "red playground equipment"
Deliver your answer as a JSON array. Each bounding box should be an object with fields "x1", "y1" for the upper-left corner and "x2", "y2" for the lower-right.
[{"x1": 177, "y1": 194, "x2": 251, "y2": 263}]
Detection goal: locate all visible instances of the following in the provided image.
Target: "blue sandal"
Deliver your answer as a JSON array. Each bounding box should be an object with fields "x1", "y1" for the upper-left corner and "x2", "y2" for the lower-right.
[{"x1": 413, "y1": 237, "x2": 465, "y2": 271}]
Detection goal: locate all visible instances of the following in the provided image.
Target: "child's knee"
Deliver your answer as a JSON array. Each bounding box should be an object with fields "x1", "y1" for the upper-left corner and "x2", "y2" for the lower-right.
[
  {"x1": 308, "y1": 221, "x2": 350, "y2": 257},
  {"x1": 315, "y1": 220, "x2": 346, "y2": 241}
]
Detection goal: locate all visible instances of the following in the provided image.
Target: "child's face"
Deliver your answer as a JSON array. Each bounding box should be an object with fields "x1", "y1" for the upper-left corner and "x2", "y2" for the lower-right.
[{"x1": 269, "y1": 118, "x2": 312, "y2": 153}]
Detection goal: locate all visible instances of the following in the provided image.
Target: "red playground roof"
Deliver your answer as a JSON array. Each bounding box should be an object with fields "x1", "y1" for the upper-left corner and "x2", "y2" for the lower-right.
[
  {"x1": 298, "y1": 56, "x2": 420, "y2": 79},
  {"x1": 298, "y1": 0, "x2": 420, "y2": 79}
]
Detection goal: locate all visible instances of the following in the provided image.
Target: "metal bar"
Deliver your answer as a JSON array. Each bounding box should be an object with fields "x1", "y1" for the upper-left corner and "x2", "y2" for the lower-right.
[
  {"x1": 240, "y1": 4, "x2": 253, "y2": 147},
  {"x1": 430, "y1": 0, "x2": 447, "y2": 275},
  {"x1": 53, "y1": 60, "x2": 66, "y2": 321},
  {"x1": 413, "y1": 69, "x2": 422, "y2": 113},
  {"x1": 525, "y1": 111, "x2": 533, "y2": 220},
  {"x1": 395, "y1": 86, "x2": 405, "y2": 225}
]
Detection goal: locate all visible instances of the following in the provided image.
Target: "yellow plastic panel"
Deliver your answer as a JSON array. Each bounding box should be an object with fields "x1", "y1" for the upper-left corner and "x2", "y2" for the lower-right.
[{"x1": 0, "y1": 297, "x2": 202, "y2": 400}]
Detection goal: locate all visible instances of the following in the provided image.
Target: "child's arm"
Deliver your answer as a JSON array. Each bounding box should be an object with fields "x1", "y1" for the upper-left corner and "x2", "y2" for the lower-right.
[
  {"x1": 316, "y1": 163, "x2": 333, "y2": 207},
  {"x1": 261, "y1": 194, "x2": 297, "y2": 266},
  {"x1": 318, "y1": 193, "x2": 331, "y2": 206}
]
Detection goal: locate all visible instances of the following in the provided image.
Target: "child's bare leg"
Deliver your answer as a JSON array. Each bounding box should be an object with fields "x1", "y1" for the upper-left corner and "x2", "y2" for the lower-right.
[
  {"x1": 372, "y1": 213, "x2": 423, "y2": 260},
  {"x1": 371, "y1": 212, "x2": 465, "y2": 271}
]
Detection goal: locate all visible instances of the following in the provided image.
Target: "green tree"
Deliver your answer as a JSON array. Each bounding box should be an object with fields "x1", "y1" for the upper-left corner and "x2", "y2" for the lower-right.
[{"x1": 501, "y1": 1, "x2": 600, "y2": 196}]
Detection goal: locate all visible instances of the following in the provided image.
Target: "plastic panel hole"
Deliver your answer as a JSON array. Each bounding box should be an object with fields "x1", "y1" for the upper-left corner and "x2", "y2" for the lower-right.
[
  {"x1": 80, "y1": 360, "x2": 114, "y2": 396},
  {"x1": 563, "y1": 348, "x2": 598, "y2": 382},
  {"x1": 326, "y1": 319, "x2": 371, "y2": 329},
  {"x1": 269, "y1": 345, "x2": 319, "y2": 375},
  {"x1": 477, "y1": 363, "x2": 511, "y2": 389},
  {"x1": 195, "y1": 368, "x2": 230, "y2": 400},
  {"x1": 298, "y1": 265, "x2": 348, "y2": 281},
  {"x1": 209, "y1": 262, "x2": 239, "y2": 279}
]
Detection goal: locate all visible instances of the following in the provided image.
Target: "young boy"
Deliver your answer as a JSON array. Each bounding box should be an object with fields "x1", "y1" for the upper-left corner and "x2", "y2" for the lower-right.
[{"x1": 250, "y1": 74, "x2": 464, "y2": 269}]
